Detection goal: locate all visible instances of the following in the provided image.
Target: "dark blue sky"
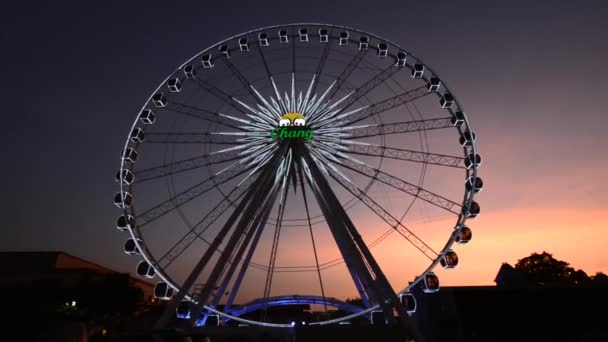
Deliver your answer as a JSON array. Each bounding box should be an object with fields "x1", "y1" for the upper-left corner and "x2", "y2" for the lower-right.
[{"x1": 1, "y1": 0, "x2": 607, "y2": 285}]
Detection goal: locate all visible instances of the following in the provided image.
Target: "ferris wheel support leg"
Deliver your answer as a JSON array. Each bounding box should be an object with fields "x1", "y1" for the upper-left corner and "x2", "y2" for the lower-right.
[
  {"x1": 186, "y1": 146, "x2": 289, "y2": 326},
  {"x1": 224, "y1": 199, "x2": 273, "y2": 313},
  {"x1": 300, "y1": 150, "x2": 382, "y2": 306},
  {"x1": 306, "y1": 163, "x2": 386, "y2": 313},
  {"x1": 153, "y1": 177, "x2": 259, "y2": 329},
  {"x1": 304, "y1": 171, "x2": 378, "y2": 306},
  {"x1": 211, "y1": 189, "x2": 279, "y2": 310},
  {"x1": 300, "y1": 145, "x2": 422, "y2": 339},
  {"x1": 352, "y1": 272, "x2": 371, "y2": 307},
  {"x1": 153, "y1": 145, "x2": 288, "y2": 330}
]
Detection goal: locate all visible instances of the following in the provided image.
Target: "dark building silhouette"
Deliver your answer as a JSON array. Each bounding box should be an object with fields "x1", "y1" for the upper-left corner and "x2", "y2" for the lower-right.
[
  {"x1": 0, "y1": 251, "x2": 155, "y2": 301},
  {"x1": 414, "y1": 264, "x2": 608, "y2": 342},
  {"x1": 0, "y1": 251, "x2": 159, "y2": 340},
  {"x1": 1, "y1": 252, "x2": 607, "y2": 341}
]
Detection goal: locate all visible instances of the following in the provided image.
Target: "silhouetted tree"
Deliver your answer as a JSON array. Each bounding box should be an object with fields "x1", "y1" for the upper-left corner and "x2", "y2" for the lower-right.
[
  {"x1": 590, "y1": 272, "x2": 608, "y2": 286},
  {"x1": 345, "y1": 297, "x2": 364, "y2": 307},
  {"x1": 514, "y1": 251, "x2": 590, "y2": 286}
]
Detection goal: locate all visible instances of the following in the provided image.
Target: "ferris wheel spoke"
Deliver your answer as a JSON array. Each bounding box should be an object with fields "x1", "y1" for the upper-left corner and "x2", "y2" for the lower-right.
[
  {"x1": 221, "y1": 57, "x2": 267, "y2": 108},
  {"x1": 137, "y1": 162, "x2": 254, "y2": 227},
  {"x1": 307, "y1": 32, "x2": 333, "y2": 96},
  {"x1": 336, "y1": 85, "x2": 430, "y2": 127},
  {"x1": 340, "y1": 117, "x2": 454, "y2": 140},
  {"x1": 326, "y1": 49, "x2": 368, "y2": 101},
  {"x1": 326, "y1": 170, "x2": 438, "y2": 261},
  {"x1": 291, "y1": 29, "x2": 297, "y2": 75},
  {"x1": 334, "y1": 63, "x2": 401, "y2": 114},
  {"x1": 164, "y1": 102, "x2": 244, "y2": 131},
  {"x1": 192, "y1": 75, "x2": 248, "y2": 116},
  {"x1": 255, "y1": 42, "x2": 288, "y2": 114},
  {"x1": 334, "y1": 155, "x2": 462, "y2": 215},
  {"x1": 343, "y1": 143, "x2": 465, "y2": 169},
  {"x1": 133, "y1": 149, "x2": 248, "y2": 184},
  {"x1": 144, "y1": 131, "x2": 242, "y2": 145}
]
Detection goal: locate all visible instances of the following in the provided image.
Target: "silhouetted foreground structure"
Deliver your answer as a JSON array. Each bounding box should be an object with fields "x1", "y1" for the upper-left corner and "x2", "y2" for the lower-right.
[
  {"x1": 414, "y1": 285, "x2": 608, "y2": 341},
  {"x1": 413, "y1": 262, "x2": 608, "y2": 341},
  {"x1": 0, "y1": 251, "x2": 160, "y2": 340},
  {"x1": 1, "y1": 251, "x2": 607, "y2": 341},
  {"x1": 0, "y1": 251, "x2": 155, "y2": 300}
]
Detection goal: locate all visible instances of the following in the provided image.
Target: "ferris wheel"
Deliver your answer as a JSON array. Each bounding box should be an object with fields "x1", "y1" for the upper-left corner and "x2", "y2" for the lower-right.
[{"x1": 114, "y1": 23, "x2": 482, "y2": 331}]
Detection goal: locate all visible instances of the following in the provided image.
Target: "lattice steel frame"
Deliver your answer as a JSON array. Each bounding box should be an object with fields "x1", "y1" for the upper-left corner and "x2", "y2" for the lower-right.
[{"x1": 116, "y1": 23, "x2": 481, "y2": 333}]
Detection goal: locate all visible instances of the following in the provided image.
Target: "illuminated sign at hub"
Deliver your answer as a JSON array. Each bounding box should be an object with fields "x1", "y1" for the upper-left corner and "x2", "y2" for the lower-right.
[
  {"x1": 270, "y1": 112, "x2": 314, "y2": 140},
  {"x1": 270, "y1": 127, "x2": 314, "y2": 140}
]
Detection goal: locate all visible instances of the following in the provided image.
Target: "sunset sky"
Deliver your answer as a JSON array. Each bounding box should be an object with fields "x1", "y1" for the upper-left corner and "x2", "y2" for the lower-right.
[{"x1": 2, "y1": 0, "x2": 607, "y2": 301}]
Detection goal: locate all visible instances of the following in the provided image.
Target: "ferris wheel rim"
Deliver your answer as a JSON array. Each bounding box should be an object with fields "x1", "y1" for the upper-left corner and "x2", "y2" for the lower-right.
[{"x1": 117, "y1": 22, "x2": 481, "y2": 326}]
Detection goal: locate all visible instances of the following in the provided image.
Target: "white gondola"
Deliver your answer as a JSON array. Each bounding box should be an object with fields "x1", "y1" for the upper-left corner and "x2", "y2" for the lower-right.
[
  {"x1": 299, "y1": 28, "x2": 308, "y2": 42},
  {"x1": 459, "y1": 131, "x2": 476, "y2": 147},
  {"x1": 114, "y1": 191, "x2": 132, "y2": 208},
  {"x1": 359, "y1": 36, "x2": 369, "y2": 50},
  {"x1": 139, "y1": 109, "x2": 155, "y2": 125},
  {"x1": 463, "y1": 201, "x2": 480, "y2": 218},
  {"x1": 440, "y1": 92, "x2": 454, "y2": 108},
  {"x1": 399, "y1": 292, "x2": 417, "y2": 313},
  {"x1": 339, "y1": 31, "x2": 349, "y2": 46},
  {"x1": 258, "y1": 32, "x2": 269, "y2": 46},
  {"x1": 423, "y1": 272, "x2": 440, "y2": 293},
  {"x1": 278, "y1": 29, "x2": 288, "y2": 43},
  {"x1": 201, "y1": 54, "x2": 214, "y2": 68},
  {"x1": 152, "y1": 93, "x2": 167, "y2": 107},
  {"x1": 239, "y1": 37, "x2": 249, "y2": 51},
  {"x1": 396, "y1": 51, "x2": 407, "y2": 67},
  {"x1": 124, "y1": 238, "x2": 141, "y2": 255},
  {"x1": 115, "y1": 168, "x2": 134, "y2": 185},
  {"x1": 319, "y1": 28, "x2": 328, "y2": 43},
  {"x1": 183, "y1": 64, "x2": 196, "y2": 79},
  {"x1": 176, "y1": 301, "x2": 191, "y2": 319},
  {"x1": 395, "y1": 51, "x2": 407, "y2": 67},
  {"x1": 427, "y1": 77, "x2": 441, "y2": 92},
  {"x1": 451, "y1": 111, "x2": 465, "y2": 127},
  {"x1": 116, "y1": 215, "x2": 135, "y2": 231},
  {"x1": 122, "y1": 147, "x2": 138, "y2": 163},
  {"x1": 167, "y1": 77, "x2": 182, "y2": 92},
  {"x1": 205, "y1": 315, "x2": 220, "y2": 327},
  {"x1": 464, "y1": 153, "x2": 482, "y2": 169},
  {"x1": 466, "y1": 176, "x2": 484, "y2": 193},
  {"x1": 130, "y1": 128, "x2": 145, "y2": 143},
  {"x1": 219, "y1": 44, "x2": 230, "y2": 58},
  {"x1": 455, "y1": 225, "x2": 472, "y2": 244},
  {"x1": 412, "y1": 63, "x2": 424, "y2": 79},
  {"x1": 440, "y1": 250, "x2": 459, "y2": 269},
  {"x1": 154, "y1": 282, "x2": 174, "y2": 300},
  {"x1": 377, "y1": 42, "x2": 388, "y2": 57},
  {"x1": 136, "y1": 261, "x2": 156, "y2": 278},
  {"x1": 370, "y1": 310, "x2": 386, "y2": 325}
]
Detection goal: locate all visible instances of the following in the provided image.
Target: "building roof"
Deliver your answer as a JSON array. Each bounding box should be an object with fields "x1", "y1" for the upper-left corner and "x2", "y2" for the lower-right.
[
  {"x1": 0, "y1": 251, "x2": 153, "y2": 288},
  {"x1": 494, "y1": 262, "x2": 529, "y2": 287}
]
